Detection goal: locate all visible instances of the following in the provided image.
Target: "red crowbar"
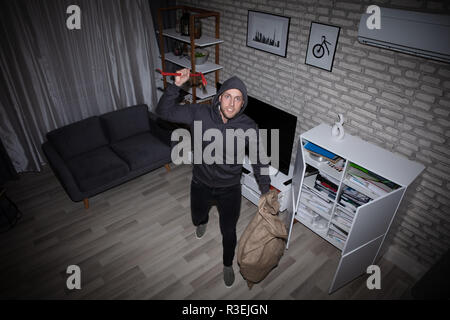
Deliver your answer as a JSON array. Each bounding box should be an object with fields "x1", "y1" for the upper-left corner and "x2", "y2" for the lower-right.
[{"x1": 156, "y1": 69, "x2": 207, "y2": 87}]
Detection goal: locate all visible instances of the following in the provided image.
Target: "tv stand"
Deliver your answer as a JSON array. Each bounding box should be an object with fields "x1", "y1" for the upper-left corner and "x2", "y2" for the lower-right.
[{"x1": 240, "y1": 156, "x2": 293, "y2": 212}]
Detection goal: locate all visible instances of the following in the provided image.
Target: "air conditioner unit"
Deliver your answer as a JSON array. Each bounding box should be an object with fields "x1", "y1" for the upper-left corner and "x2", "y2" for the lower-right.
[{"x1": 358, "y1": 7, "x2": 450, "y2": 63}]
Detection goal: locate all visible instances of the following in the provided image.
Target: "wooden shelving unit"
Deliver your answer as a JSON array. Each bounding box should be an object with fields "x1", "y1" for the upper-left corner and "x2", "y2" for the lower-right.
[{"x1": 157, "y1": 6, "x2": 223, "y2": 103}]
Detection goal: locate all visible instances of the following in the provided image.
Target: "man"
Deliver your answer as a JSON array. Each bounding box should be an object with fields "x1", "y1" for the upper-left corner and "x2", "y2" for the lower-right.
[{"x1": 156, "y1": 68, "x2": 270, "y2": 287}]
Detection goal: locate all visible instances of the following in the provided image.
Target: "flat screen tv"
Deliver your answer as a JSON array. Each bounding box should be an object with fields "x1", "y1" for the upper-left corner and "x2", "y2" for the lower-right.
[
  {"x1": 216, "y1": 83, "x2": 298, "y2": 176},
  {"x1": 244, "y1": 95, "x2": 297, "y2": 176}
]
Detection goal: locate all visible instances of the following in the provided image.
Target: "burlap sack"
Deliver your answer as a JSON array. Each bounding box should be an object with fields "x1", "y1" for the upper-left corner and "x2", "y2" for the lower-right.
[{"x1": 237, "y1": 189, "x2": 288, "y2": 289}]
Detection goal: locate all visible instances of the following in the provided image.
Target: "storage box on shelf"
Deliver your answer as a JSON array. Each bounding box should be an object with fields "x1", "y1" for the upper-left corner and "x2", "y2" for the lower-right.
[
  {"x1": 287, "y1": 123, "x2": 424, "y2": 293},
  {"x1": 157, "y1": 6, "x2": 223, "y2": 103},
  {"x1": 240, "y1": 156, "x2": 293, "y2": 213}
]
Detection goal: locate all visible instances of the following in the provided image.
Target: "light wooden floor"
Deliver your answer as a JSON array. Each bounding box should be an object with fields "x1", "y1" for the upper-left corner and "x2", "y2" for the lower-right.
[{"x1": 0, "y1": 163, "x2": 416, "y2": 299}]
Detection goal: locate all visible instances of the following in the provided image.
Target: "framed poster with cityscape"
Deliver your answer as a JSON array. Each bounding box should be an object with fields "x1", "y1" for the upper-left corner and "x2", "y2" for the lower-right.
[
  {"x1": 305, "y1": 22, "x2": 341, "y2": 71},
  {"x1": 246, "y1": 10, "x2": 290, "y2": 57}
]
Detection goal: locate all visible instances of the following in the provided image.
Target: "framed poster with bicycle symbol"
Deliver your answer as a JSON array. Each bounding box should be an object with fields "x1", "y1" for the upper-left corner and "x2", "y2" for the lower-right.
[{"x1": 305, "y1": 22, "x2": 341, "y2": 72}]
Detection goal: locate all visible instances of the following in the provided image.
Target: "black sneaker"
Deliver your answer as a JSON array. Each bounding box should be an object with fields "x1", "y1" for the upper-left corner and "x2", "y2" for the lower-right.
[
  {"x1": 223, "y1": 266, "x2": 235, "y2": 288},
  {"x1": 195, "y1": 223, "x2": 207, "y2": 239}
]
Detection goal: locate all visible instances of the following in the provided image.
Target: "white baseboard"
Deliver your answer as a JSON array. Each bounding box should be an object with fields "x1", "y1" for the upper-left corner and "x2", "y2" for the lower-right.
[{"x1": 383, "y1": 245, "x2": 427, "y2": 280}]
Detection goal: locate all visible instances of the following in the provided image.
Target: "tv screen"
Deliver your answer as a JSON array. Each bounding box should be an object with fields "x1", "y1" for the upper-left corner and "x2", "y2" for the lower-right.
[{"x1": 243, "y1": 95, "x2": 297, "y2": 176}]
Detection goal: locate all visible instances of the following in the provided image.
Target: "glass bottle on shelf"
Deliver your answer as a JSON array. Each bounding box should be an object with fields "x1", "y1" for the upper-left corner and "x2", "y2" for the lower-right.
[
  {"x1": 194, "y1": 18, "x2": 202, "y2": 39},
  {"x1": 180, "y1": 12, "x2": 190, "y2": 36},
  {"x1": 175, "y1": 11, "x2": 181, "y2": 33}
]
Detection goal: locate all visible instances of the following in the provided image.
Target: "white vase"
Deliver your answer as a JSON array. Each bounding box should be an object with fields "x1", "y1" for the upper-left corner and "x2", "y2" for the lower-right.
[{"x1": 331, "y1": 114, "x2": 345, "y2": 140}]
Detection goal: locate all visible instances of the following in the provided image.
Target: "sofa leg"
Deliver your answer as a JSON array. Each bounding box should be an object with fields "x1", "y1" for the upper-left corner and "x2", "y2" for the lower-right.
[
  {"x1": 83, "y1": 198, "x2": 89, "y2": 209},
  {"x1": 164, "y1": 164, "x2": 170, "y2": 172}
]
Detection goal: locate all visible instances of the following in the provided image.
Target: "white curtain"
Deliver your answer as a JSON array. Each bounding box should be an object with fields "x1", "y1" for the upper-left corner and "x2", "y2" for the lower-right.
[{"x1": 0, "y1": 0, "x2": 161, "y2": 173}]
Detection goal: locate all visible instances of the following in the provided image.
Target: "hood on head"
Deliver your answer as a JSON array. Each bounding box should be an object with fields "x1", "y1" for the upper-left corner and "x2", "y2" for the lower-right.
[{"x1": 212, "y1": 76, "x2": 248, "y2": 118}]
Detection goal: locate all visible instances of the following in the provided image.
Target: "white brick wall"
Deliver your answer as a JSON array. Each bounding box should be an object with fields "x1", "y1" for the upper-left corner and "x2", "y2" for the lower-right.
[{"x1": 178, "y1": 0, "x2": 450, "y2": 272}]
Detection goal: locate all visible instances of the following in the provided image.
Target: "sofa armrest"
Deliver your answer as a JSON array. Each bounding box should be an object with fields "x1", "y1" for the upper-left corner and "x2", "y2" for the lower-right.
[
  {"x1": 42, "y1": 141, "x2": 84, "y2": 202},
  {"x1": 148, "y1": 111, "x2": 178, "y2": 147}
]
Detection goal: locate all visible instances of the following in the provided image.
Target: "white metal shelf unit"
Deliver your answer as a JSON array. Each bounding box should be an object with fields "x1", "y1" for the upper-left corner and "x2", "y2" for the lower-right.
[
  {"x1": 163, "y1": 52, "x2": 223, "y2": 74},
  {"x1": 161, "y1": 28, "x2": 224, "y2": 47},
  {"x1": 287, "y1": 123, "x2": 425, "y2": 293}
]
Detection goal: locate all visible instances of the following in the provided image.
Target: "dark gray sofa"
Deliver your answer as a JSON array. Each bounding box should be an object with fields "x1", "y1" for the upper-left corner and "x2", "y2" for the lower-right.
[{"x1": 42, "y1": 104, "x2": 173, "y2": 208}]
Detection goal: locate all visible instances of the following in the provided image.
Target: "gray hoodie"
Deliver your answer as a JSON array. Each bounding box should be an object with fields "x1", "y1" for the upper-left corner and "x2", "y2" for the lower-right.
[{"x1": 156, "y1": 76, "x2": 270, "y2": 194}]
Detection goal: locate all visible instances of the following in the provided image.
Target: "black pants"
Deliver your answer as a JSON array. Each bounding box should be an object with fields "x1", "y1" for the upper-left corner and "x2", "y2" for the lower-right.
[{"x1": 190, "y1": 177, "x2": 242, "y2": 267}]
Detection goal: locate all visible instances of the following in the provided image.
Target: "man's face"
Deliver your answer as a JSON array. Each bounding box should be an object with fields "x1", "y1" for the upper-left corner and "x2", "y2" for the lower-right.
[{"x1": 219, "y1": 89, "x2": 244, "y2": 120}]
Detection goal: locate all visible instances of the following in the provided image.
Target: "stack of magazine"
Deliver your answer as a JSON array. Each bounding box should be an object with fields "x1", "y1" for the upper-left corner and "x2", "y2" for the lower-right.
[
  {"x1": 314, "y1": 173, "x2": 338, "y2": 200},
  {"x1": 333, "y1": 207, "x2": 354, "y2": 232},
  {"x1": 339, "y1": 186, "x2": 371, "y2": 212},
  {"x1": 328, "y1": 224, "x2": 348, "y2": 244},
  {"x1": 347, "y1": 163, "x2": 397, "y2": 197},
  {"x1": 300, "y1": 188, "x2": 333, "y2": 218},
  {"x1": 304, "y1": 142, "x2": 339, "y2": 163}
]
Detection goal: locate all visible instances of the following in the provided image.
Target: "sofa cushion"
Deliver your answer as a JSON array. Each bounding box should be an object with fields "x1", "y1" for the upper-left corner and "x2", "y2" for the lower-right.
[
  {"x1": 47, "y1": 117, "x2": 108, "y2": 160},
  {"x1": 66, "y1": 146, "x2": 130, "y2": 192},
  {"x1": 100, "y1": 105, "x2": 150, "y2": 142},
  {"x1": 111, "y1": 132, "x2": 171, "y2": 171}
]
